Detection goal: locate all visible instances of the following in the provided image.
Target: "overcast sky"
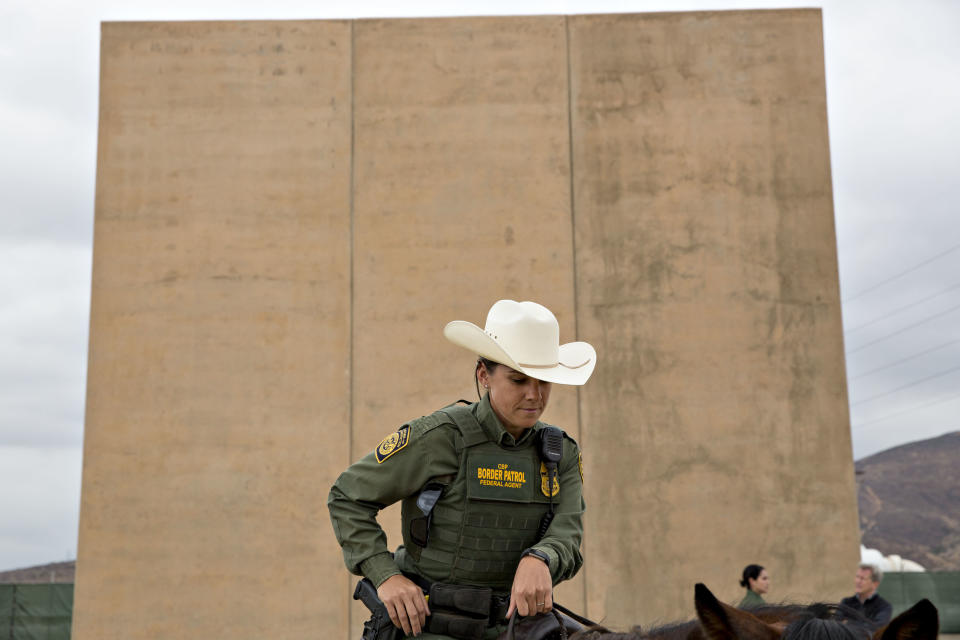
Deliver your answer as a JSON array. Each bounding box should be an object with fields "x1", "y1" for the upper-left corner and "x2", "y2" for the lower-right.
[{"x1": 1, "y1": 0, "x2": 958, "y2": 573}]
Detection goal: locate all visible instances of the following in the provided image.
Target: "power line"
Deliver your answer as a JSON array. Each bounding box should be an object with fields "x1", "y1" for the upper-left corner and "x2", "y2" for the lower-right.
[
  {"x1": 849, "y1": 338, "x2": 960, "y2": 380},
  {"x1": 845, "y1": 301, "x2": 960, "y2": 355},
  {"x1": 850, "y1": 363, "x2": 960, "y2": 406},
  {"x1": 842, "y1": 242, "x2": 960, "y2": 303},
  {"x1": 851, "y1": 390, "x2": 960, "y2": 430},
  {"x1": 844, "y1": 281, "x2": 960, "y2": 334}
]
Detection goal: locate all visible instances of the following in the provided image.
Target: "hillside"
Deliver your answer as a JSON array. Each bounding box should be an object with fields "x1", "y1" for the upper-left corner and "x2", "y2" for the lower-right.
[
  {"x1": 857, "y1": 431, "x2": 960, "y2": 570},
  {"x1": 0, "y1": 560, "x2": 75, "y2": 584}
]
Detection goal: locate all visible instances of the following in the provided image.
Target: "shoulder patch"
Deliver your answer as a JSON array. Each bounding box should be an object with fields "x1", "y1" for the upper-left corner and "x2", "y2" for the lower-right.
[{"x1": 375, "y1": 424, "x2": 411, "y2": 463}]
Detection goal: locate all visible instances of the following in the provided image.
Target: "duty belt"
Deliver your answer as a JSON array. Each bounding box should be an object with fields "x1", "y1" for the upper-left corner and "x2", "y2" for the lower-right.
[{"x1": 404, "y1": 572, "x2": 510, "y2": 640}]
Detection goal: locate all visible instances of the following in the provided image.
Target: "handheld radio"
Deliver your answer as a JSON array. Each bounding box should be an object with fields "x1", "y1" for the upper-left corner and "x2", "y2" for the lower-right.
[
  {"x1": 538, "y1": 427, "x2": 563, "y2": 466},
  {"x1": 536, "y1": 426, "x2": 564, "y2": 540}
]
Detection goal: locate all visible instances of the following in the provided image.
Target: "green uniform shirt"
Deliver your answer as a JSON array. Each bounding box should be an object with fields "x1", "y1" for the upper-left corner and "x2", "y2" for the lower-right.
[
  {"x1": 327, "y1": 395, "x2": 585, "y2": 588},
  {"x1": 739, "y1": 589, "x2": 765, "y2": 609}
]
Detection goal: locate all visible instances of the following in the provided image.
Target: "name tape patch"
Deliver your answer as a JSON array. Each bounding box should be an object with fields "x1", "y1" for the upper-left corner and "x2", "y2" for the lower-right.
[
  {"x1": 375, "y1": 425, "x2": 410, "y2": 463},
  {"x1": 477, "y1": 464, "x2": 528, "y2": 489},
  {"x1": 468, "y1": 454, "x2": 535, "y2": 502}
]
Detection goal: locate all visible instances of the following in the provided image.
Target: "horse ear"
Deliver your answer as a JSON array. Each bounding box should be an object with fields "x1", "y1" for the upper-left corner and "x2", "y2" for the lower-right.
[
  {"x1": 873, "y1": 599, "x2": 938, "y2": 640},
  {"x1": 694, "y1": 584, "x2": 781, "y2": 640},
  {"x1": 695, "y1": 584, "x2": 736, "y2": 640}
]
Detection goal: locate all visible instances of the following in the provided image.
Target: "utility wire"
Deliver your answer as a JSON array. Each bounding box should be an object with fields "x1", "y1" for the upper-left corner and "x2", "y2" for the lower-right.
[
  {"x1": 842, "y1": 242, "x2": 960, "y2": 303},
  {"x1": 844, "y1": 281, "x2": 960, "y2": 334},
  {"x1": 851, "y1": 390, "x2": 960, "y2": 430},
  {"x1": 845, "y1": 301, "x2": 960, "y2": 355},
  {"x1": 850, "y1": 364, "x2": 960, "y2": 406},
  {"x1": 850, "y1": 338, "x2": 960, "y2": 380}
]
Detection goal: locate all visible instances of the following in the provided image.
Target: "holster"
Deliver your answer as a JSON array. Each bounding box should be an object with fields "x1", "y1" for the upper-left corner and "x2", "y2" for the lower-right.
[
  {"x1": 353, "y1": 578, "x2": 404, "y2": 640},
  {"x1": 360, "y1": 615, "x2": 403, "y2": 640}
]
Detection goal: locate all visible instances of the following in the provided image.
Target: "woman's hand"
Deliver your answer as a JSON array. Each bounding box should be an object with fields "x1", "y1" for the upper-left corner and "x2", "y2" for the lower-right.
[
  {"x1": 377, "y1": 574, "x2": 430, "y2": 636},
  {"x1": 507, "y1": 555, "x2": 553, "y2": 618}
]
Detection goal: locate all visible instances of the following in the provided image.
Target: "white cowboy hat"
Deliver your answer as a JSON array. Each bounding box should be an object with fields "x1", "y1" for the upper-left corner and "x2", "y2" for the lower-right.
[{"x1": 443, "y1": 300, "x2": 596, "y2": 385}]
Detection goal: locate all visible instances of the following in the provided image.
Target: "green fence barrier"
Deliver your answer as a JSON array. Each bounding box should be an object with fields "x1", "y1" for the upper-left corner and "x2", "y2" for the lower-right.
[
  {"x1": 878, "y1": 571, "x2": 960, "y2": 633},
  {"x1": 0, "y1": 576, "x2": 956, "y2": 637},
  {"x1": 0, "y1": 584, "x2": 73, "y2": 640}
]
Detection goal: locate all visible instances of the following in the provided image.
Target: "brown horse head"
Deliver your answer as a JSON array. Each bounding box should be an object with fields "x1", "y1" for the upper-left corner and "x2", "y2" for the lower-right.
[
  {"x1": 694, "y1": 583, "x2": 783, "y2": 640},
  {"x1": 692, "y1": 584, "x2": 938, "y2": 640},
  {"x1": 571, "y1": 585, "x2": 938, "y2": 640}
]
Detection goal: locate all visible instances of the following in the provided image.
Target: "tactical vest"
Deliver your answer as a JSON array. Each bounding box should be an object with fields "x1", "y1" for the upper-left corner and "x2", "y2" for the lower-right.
[{"x1": 396, "y1": 404, "x2": 556, "y2": 592}]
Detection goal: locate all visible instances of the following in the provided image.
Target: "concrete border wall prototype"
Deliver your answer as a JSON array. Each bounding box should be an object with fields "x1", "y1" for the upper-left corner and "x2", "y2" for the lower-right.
[{"x1": 78, "y1": 11, "x2": 859, "y2": 639}]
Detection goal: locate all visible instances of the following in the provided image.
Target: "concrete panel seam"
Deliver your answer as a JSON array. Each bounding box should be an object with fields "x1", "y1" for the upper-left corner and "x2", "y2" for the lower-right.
[
  {"x1": 565, "y1": 14, "x2": 580, "y2": 345},
  {"x1": 348, "y1": 18, "x2": 357, "y2": 640},
  {"x1": 563, "y1": 14, "x2": 588, "y2": 617}
]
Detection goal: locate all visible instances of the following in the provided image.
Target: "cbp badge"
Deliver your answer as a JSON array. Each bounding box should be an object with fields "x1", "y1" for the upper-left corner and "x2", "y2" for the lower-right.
[
  {"x1": 375, "y1": 425, "x2": 410, "y2": 463},
  {"x1": 578, "y1": 452, "x2": 583, "y2": 482},
  {"x1": 539, "y1": 462, "x2": 560, "y2": 497}
]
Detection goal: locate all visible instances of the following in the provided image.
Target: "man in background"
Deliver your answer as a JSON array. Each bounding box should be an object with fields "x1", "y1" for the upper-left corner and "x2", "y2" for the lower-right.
[{"x1": 841, "y1": 563, "x2": 893, "y2": 627}]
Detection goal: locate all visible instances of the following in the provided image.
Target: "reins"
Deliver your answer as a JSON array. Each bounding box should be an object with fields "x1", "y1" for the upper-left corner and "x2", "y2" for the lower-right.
[
  {"x1": 553, "y1": 602, "x2": 599, "y2": 629},
  {"x1": 504, "y1": 603, "x2": 601, "y2": 640},
  {"x1": 506, "y1": 610, "x2": 568, "y2": 640}
]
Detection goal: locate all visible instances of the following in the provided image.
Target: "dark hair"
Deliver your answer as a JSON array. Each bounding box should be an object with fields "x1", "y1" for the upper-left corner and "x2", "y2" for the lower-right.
[
  {"x1": 474, "y1": 357, "x2": 501, "y2": 398},
  {"x1": 740, "y1": 564, "x2": 764, "y2": 588}
]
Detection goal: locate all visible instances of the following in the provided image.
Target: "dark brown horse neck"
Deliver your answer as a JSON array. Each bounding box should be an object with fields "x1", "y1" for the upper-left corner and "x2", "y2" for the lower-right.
[
  {"x1": 573, "y1": 604, "x2": 814, "y2": 640},
  {"x1": 571, "y1": 584, "x2": 938, "y2": 640}
]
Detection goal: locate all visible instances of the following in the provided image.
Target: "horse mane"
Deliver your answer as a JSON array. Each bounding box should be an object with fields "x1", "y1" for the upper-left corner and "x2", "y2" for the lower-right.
[{"x1": 771, "y1": 603, "x2": 874, "y2": 640}]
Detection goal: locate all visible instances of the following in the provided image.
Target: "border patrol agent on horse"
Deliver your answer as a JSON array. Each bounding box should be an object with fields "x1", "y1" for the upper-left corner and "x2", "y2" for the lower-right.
[{"x1": 328, "y1": 300, "x2": 597, "y2": 640}]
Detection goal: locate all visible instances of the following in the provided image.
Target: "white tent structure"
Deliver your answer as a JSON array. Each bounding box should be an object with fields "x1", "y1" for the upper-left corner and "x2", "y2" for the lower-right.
[{"x1": 860, "y1": 545, "x2": 926, "y2": 572}]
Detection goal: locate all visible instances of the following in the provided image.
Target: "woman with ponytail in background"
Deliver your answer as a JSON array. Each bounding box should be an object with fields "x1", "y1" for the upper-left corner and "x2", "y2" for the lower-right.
[{"x1": 739, "y1": 564, "x2": 770, "y2": 608}]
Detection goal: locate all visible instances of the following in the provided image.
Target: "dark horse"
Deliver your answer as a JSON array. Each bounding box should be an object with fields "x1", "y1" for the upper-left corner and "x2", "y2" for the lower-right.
[{"x1": 567, "y1": 584, "x2": 938, "y2": 640}]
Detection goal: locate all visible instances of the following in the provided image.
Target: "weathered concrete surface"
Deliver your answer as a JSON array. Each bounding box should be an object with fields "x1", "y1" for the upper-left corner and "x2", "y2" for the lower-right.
[
  {"x1": 569, "y1": 10, "x2": 857, "y2": 625},
  {"x1": 77, "y1": 21, "x2": 352, "y2": 639},
  {"x1": 350, "y1": 17, "x2": 583, "y2": 631},
  {"x1": 79, "y1": 10, "x2": 857, "y2": 639}
]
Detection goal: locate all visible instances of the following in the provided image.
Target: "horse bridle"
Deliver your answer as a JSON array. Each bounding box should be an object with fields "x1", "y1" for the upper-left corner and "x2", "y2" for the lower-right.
[
  {"x1": 505, "y1": 610, "x2": 569, "y2": 640},
  {"x1": 504, "y1": 603, "x2": 600, "y2": 640}
]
